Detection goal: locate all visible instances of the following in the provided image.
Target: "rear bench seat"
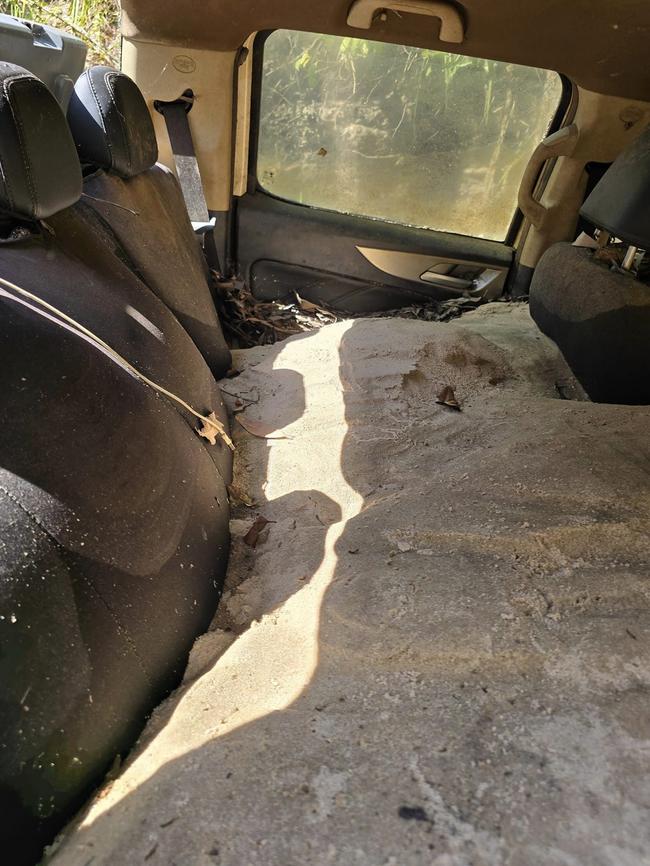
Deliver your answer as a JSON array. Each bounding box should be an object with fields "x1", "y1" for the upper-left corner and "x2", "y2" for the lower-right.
[
  {"x1": 0, "y1": 62, "x2": 231, "y2": 864},
  {"x1": 66, "y1": 65, "x2": 231, "y2": 379}
]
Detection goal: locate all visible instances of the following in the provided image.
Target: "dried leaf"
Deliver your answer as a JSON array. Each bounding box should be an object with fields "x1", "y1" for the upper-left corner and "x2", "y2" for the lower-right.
[
  {"x1": 227, "y1": 484, "x2": 256, "y2": 508},
  {"x1": 243, "y1": 516, "x2": 275, "y2": 548},
  {"x1": 198, "y1": 412, "x2": 236, "y2": 449},
  {"x1": 436, "y1": 385, "x2": 461, "y2": 412},
  {"x1": 213, "y1": 275, "x2": 484, "y2": 351},
  {"x1": 594, "y1": 245, "x2": 625, "y2": 266}
]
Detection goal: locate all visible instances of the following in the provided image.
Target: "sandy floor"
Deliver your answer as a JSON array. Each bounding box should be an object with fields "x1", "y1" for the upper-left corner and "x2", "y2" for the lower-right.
[{"x1": 48, "y1": 305, "x2": 650, "y2": 866}]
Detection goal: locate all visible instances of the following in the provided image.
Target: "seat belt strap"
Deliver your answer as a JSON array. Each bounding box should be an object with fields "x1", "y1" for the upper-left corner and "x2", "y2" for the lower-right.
[
  {"x1": 155, "y1": 93, "x2": 223, "y2": 274},
  {"x1": 156, "y1": 94, "x2": 210, "y2": 225}
]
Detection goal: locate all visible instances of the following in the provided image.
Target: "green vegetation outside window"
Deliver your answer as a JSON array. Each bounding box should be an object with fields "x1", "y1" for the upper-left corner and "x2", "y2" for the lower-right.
[{"x1": 258, "y1": 31, "x2": 563, "y2": 241}]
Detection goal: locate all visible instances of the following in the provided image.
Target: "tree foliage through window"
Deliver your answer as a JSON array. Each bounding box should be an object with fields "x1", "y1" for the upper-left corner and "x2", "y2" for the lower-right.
[{"x1": 259, "y1": 31, "x2": 562, "y2": 240}]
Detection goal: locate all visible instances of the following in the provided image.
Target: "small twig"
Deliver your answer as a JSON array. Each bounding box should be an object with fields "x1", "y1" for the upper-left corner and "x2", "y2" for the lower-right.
[{"x1": 82, "y1": 193, "x2": 140, "y2": 216}]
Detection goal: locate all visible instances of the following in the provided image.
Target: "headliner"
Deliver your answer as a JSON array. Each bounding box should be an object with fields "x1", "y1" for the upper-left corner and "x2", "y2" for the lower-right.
[{"x1": 122, "y1": 0, "x2": 650, "y2": 100}]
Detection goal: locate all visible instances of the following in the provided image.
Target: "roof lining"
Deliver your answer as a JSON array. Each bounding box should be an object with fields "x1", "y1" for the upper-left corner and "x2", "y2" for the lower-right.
[{"x1": 121, "y1": 0, "x2": 650, "y2": 100}]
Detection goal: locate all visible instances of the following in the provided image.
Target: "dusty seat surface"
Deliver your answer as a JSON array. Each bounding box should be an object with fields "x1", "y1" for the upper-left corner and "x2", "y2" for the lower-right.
[{"x1": 48, "y1": 305, "x2": 650, "y2": 866}]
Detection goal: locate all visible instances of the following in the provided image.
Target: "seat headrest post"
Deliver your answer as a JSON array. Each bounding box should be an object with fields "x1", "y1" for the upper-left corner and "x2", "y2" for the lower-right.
[
  {"x1": 67, "y1": 66, "x2": 158, "y2": 180},
  {"x1": 0, "y1": 61, "x2": 82, "y2": 221}
]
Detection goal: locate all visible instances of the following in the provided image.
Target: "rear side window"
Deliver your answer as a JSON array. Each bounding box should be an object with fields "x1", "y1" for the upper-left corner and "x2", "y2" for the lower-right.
[{"x1": 257, "y1": 30, "x2": 563, "y2": 241}]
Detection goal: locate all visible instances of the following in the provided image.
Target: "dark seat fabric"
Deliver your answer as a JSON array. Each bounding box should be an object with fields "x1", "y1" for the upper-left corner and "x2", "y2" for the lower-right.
[
  {"x1": 0, "y1": 304, "x2": 229, "y2": 865},
  {"x1": 0, "y1": 62, "x2": 82, "y2": 220},
  {"x1": 67, "y1": 66, "x2": 232, "y2": 378},
  {"x1": 0, "y1": 65, "x2": 230, "y2": 864},
  {"x1": 44, "y1": 203, "x2": 233, "y2": 482},
  {"x1": 530, "y1": 243, "x2": 650, "y2": 404}
]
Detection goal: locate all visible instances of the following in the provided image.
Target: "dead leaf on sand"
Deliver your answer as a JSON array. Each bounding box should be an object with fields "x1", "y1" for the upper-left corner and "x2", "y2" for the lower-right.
[
  {"x1": 436, "y1": 385, "x2": 462, "y2": 412},
  {"x1": 243, "y1": 516, "x2": 276, "y2": 548}
]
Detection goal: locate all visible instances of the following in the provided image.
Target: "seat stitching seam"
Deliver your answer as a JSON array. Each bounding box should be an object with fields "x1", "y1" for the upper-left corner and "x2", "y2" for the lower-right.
[
  {"x1": 86, "y1": 68, "x2": 114, "y2": 168},
  {"x1": 0, "y1": 76, "x2": 18, "y2": 212},
  {"x1": 2, "y1": 75, "x2": 38, "y2": 215},
  {"x1": 105, "y1": 71, "x2": 131, "y2": 175}
]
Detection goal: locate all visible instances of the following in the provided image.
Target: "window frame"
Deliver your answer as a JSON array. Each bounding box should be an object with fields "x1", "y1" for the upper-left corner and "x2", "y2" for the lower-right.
[{"x1": 247, "y1": 30, "x2": 573, "y2": 247}]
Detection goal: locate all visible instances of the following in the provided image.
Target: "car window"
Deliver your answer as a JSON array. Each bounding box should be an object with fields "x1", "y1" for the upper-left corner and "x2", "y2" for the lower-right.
[{"x1": 257, "y1": 30, "x2": 563, "y2": 241}]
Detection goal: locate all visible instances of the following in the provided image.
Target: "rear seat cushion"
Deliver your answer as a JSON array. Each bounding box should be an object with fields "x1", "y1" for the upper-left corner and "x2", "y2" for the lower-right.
[
  {"x1": 530, "y1": 242, "x2": 650, "y2": 404},
  {"x1": 68, "y1": 67, "x2": 231, "y2": 378},
  {"x1": 0, "y1": 62, "x2": 81, "y2": 220}
]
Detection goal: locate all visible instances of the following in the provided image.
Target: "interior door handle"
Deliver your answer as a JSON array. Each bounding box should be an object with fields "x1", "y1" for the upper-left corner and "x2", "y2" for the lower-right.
[
  {"x1": 347, "y1": 0, "x2": 465, "y2": 43},
  {"x1": 356, "y1": 247, "x2": 508, "y2": 299},
  {"x1": 420, "y1": 269, "x2": 473, "y2": 290}
]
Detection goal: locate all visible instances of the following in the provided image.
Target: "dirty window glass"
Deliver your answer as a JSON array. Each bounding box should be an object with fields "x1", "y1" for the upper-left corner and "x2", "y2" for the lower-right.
[{"x1": 258, "y1": 31, "x2": 563, "y2": 241}]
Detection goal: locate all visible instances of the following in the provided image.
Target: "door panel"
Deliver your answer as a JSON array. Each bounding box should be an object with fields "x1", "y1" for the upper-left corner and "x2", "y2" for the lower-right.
[{"x1": 236, "y1": 191, "x2": 512, "y2": 311}]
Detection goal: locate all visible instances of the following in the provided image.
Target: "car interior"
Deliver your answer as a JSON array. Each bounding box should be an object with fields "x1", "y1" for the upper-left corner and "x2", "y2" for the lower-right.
[{"x1": 0, "y1": 2, "x2": 649, "y2": 864}]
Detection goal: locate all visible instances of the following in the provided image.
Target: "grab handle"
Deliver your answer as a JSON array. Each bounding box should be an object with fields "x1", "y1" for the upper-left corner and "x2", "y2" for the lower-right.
[
  {"x1": 347, "y1": 0, "x2": 465, "y2": 43},
  {"x1": 518, "y1": 124, "x2": 579, "y2": 228}
]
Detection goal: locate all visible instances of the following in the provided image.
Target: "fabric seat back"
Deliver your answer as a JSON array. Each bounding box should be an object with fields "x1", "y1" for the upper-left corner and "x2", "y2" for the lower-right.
[
  {"x1": 0, "y1": 63, "x2": 230, "y2": 864},
  {"x1": 530, "y1": 243, "x2": 650, "y2": 404},
  {"x1": 67, "y1": 66, "x2": 232, "y2": 378}
]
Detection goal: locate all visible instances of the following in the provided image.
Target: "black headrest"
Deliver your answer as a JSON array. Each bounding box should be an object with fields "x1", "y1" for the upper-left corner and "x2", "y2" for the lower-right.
[
  {"x1": 581, "y1": 123, "x2": 650, "y2": 249},
  {"x1": 67, "y1": 66, "x2": 158, "y2": 179},
  {"x1": 0, "y1": 62, "x2": 82, "y2": 221}
]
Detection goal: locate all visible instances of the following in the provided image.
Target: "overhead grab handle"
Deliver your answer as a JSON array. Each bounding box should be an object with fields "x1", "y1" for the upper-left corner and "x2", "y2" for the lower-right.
[{"x1": 347, "y1": 0, "x2": 465, "y2": 44}]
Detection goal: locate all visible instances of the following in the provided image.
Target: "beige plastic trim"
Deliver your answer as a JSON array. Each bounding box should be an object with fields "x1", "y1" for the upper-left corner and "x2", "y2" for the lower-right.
[
  {"x1": 518, "y1": 87, "x2": 650, "y2": 269},
  {"x1": 518, "y1": 124, "x2": 579, "y2": 229},
  {"x1": 233, "y1": 34, "x2": 256, "y2": 198},
  {"x1": 347, "y1": 0, "x2": 464, "y2": 43},
  {"x1": 122, "y1": 38, "x2": 236, "y2": 212},
  {"x1": 356, "y1": 247, "x2": 507, "y2": 297}
]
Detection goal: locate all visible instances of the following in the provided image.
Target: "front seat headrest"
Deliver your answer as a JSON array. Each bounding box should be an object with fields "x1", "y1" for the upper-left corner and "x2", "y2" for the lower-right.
[
  {"x1": 580, "y1": 122, "x2": 650, "y2": 250},
  {"x1": 68, "y1": 66, "x2": 158, "y2": 179},
  {"x1": 0, "y1": 62, "x2": 82, "y2": 221}
]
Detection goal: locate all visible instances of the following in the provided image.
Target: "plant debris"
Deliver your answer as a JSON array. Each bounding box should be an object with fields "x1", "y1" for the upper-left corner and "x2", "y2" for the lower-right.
[
  {"x1": 243, "y1": 516, "x2": 275, "y2": 548},
  {"x1": 227, "y1": 484, "x2": 256, "y2": 508},
  {"x1": 214, "y1": 280, "x2": 337, "y2": 348},
  {"x1": 436, "y1": 385, "x2": 462, "y2": 411},
  {"x1": 592, "y1": 243, "x2": 650, "y2": 281},
  {"x1": 368, "y1": 295, "x2": 482, "y2": 323},
  {"x1": 398, "y1": 805, "x2": 433, "y2": 824},
  {"x1": 198, "y1": 411, "x2": 235, "y2": 449},
  {"x1": 214, "y1": 278, "x2": 484, "y2": 349}
]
